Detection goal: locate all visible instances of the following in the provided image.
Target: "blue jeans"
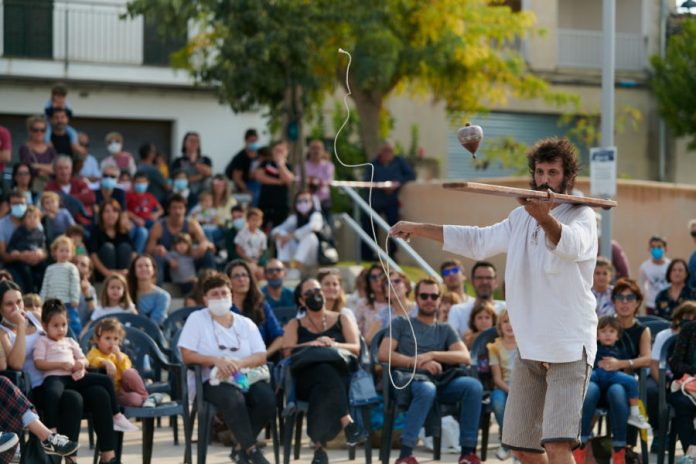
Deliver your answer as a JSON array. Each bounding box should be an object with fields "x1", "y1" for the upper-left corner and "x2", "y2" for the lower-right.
[
  {"x1": 129, "y1": 226, "x2": 148, "y2": 255},
  {"x1": 490, "y1": 388, "x2": 508, "y2": 432},
  {"x1": 581, "y1": 380, "x2": 629, "y2": 448},
  {"x1": 591, "y1": 369, "x2": 639, "y2": 400},
  {"x1": 401, "y1": 376, "x2": 483, "y2": 449}
]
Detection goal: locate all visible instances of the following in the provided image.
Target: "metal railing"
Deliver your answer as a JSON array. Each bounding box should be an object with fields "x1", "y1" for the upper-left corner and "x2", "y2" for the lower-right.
[{"x1": 338, "y1": 185, "x2": 443, "y2": 284}]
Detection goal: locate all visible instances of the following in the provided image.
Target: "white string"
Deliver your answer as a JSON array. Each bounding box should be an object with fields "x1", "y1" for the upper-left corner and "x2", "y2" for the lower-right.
[{"x1": 335, "y1": 48, "x2": 417, "y2": 390}]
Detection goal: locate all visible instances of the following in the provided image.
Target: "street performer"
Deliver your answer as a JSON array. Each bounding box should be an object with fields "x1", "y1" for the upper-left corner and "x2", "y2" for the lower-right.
[{"x1": 390, "y1": 137, "x2": 598, "y2": 464}]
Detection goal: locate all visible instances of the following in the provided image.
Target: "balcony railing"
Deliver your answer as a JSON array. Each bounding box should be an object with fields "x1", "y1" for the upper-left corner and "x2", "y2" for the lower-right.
[{"x1": 557, "y1": 28, "x2": 646, "y2": 72}]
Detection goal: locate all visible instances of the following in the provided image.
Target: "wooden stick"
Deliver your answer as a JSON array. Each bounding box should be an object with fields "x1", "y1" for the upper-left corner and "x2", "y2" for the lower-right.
[{"x1": 443, "y1": 182, "x2": 617, "y2": 209}]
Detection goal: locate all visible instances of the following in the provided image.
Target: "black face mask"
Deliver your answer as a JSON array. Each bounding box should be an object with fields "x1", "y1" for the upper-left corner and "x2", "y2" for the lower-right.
[{"x1": 305, "y1": 293, "x2": 324, "y2": 312}]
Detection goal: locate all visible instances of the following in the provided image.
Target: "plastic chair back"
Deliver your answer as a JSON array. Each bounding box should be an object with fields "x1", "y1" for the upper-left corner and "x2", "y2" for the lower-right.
[
  {"x1": 272, "y1": 306, "x2": 298, "y2": 326},
  {"x1": 162, "y1": 306, "x2": 203, "y2": 340},
  {"x1": 469, "y1": 327, "x2": 499, "y2": 389},
  {"x1": 92, "y1": 312, "x2": 168, "y2": 352},
  {"x1": 641, "y1": 319, "x2": 671, "y2": 344}
]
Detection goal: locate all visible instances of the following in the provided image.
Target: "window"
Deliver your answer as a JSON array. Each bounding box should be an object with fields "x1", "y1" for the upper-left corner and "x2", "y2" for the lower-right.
[
  {"x1": 143, "y1": 14, "x2": 187, "y2": 66},
  {"x1": 3, "y1": 0, "x2": 53, "y2": 58}
]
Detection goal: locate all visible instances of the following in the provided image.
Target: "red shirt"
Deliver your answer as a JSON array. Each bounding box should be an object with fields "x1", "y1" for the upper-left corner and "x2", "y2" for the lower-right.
[
  {"x1": 0, "y1": 126, "x2": 11, "y2": 173},
  {"x1": 126, "y1": 192, "x2": 161, "y2": 220}
]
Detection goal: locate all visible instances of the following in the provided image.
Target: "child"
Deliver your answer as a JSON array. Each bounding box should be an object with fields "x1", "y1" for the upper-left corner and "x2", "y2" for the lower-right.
[
  {"x1": 24, "y1": 293, "x2": 43, "y2": 321},
  {"x1": 438, "y1": 291, "x2": 462, "y2": 323},
  {"x1": 65, "y1": 224, "x2": 87, "y2": 256},
  {"x1": 190, "y1": 190, "x2": 221, "y2": 243},
  {"x1": 126, "y1": 172, "x2": 163, "y2": 228},
  {"x1": 7, "y1": 205, "x2": 47, "y2": 293},
  {"x1": 593, "y1": 256, "x2": 615, "y2": 317},
  {"x1": 166, "y1": 233, "x2": 197, "y2": 294},
  {"x1": 234, "y1": 208, "x2": 267, "y2": 280},
  {"x1": 592, "y1": 316, "x2": 651, "y2": 431},
  {"x1": 40, "y1": 235, "x2": 81, "y2": 336},
  {"x1": 487, "y1": 310, "x2": 518, "y2": 461},
  {"x1": 75, "y1": 255, "x2": 98, "y2": 326},
  {"x1": 87, "y1": 318, "x2": 154, "y2": 408},
  {"x1": 117, "y1": 171, "x2": 132, "y2": 192},
  {"x1": 463, "y1": 300, "x2": 497, "y2": 349},
  {"x1": 638, "y1": 235, "x2": 671, "y2": 314},
  {"x1": 223, "y1": 204, "x2": 246, "y2": 262},
  {"x1": 40, "y1": 191, "x2": 75, "y2": 244},
  {"x1": 90, "y1": 274, "x2": 136, "y2": 322},
  {"x1": 33, "y1": 299, "x2": 138, "y2": 433}
]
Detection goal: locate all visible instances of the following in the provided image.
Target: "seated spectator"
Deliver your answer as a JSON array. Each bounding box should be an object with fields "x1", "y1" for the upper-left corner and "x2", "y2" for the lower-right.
[
  {"x1": 19, "y1": 115, "x2": 56, "y2": 192},
  {"x1": 45, "y1": 155, "x2": 95, "y2": 225},
  {"x1": 260, "y1": 259, "x2": 295, "y2": 309},
  {"x1": 593, "y1": 256, "x2": 616, "y2": 317},
  {"x1": 178, "y1": 273, "x2": 274, "y2": 464},
  {"x1": 651, "y1": 302, "x2": 696, "y2": 383},
  {"x1": 354, "y1": 264, "x2": 388, "y2": 336},
  {"x1": 77, "y1": 132, "x2": 101, "y2": 189},
  {"x1": 639, "y1": 235, "x2": 671, "y2": 314},
  {"x1": 183, "y1": 268, "x2": 217, "y2": 308},
  {"x1": 282, "y1": 277, "x2": 364, "y2": 463},
  {"x1": 440, "y1": 260, "x2": 469, "y2": 303},
  {"x1": 89, "y1": 274, "x2": 137, "y2": 323},
  {"x1": 377, "y1": 278, "x2": 483, "y2": 464},
  {"x1": 296, "y1": 139, "x2": 335, "y2": 216},
  {"x1": 166, "y1": 233, "x2": 197, "y2": 295},
  {"x1": 655, "y1": 258, "x2": 695, "y2": 320},
  {"x1": 317, "y1": 268, "x2": 357, "y2": 324},
  {"x1": 366, "y1": 271, "x2": 414, "y2": 343},
  {"x1": 226, "y1": 129, "x2": 261, "y2": 205},
  {"x1": 172, "y1": 132, "x2": 213, "y2": 200},
  {"x1": 136, "y1": 143, "x2": 169, "y2": 204},
  {"x1": 65, "y1": 224, "x2": 87, "y2": 256},
  {"x1": 463, "y1": 300, "x2": 497, "y2": 349},
  {"x1": 223, "y1": 204, "x2": 246, "y2": 262},
  {"x1": 256, "y1": 141, "x2": 294, "y2": 229},
  {"x1": 40, "y1": 235, "x2": 81, "y2": 336},
  {"x1": 271, "y1": 190, "x2": 322, "y2": 270},
  {"x1": 226, "y1": 260, "x2": 284, "y2": 357},
  {"x1": 127, "y1": 255, "x2": 171, "y2": 325},
  {"x1": 117, "y1": 172, "x2": 132, "y2": 193},
  {"x1": 7, "y1": 205, "x2": 47, "y2": 293},
  {"x1": 75, "y1": 254, "x2": 98, "y2": 326},
  {"x1": 235, "y1": 207, "x2": 266, "y2": 279},
  {"x1": 41, "y1": 191, "x2": 75, "y2": 244},
  {"x1": 211, "y1": 174, "x2": 237, "y2": 227},
  {"x1": 45, "y1": 107, "x2": 85, "y2": 158},
  {"x1": 156, "y1": 152, "x2": 169, "y2": 180},
  {"x1": 437, "y1": 291, "x2": 462, "y2": 323},
  {"x1": 667, "y1": 320, "x2": 696, "y2": 460},
  {"x1": 488, "y1": 309, "x2": 517, "y2": 461},
  {"x1": 11, "y1": 162, "x2": 39, "y2": 206},
  {"x1": 146, "y1": 193, "x2": 216, "y2": 284},
  {"x1": 89, "y1": 199, "x2": 135, "y2": 278},
  {"x1": 94, "y1": 165, "x2": 126, "y2": 209},
  {"x1": 100, "y1": 132, "x2": 136, "y2": 176},
  {"x1": 190, "y1": 190, "x2": 223, "y2": 244},
  {"x1": 345, "y1": 267, "x2": 369, "y2": 312},
  {"x1": 126, "y1": 171, "x2": 163, "y2": 229},
  {"x1": 23, "y1": 292, "x2": 43, "y2": 321},
  {"x1": 0, "y1": 192, "x2": 46, "y2": 278}
]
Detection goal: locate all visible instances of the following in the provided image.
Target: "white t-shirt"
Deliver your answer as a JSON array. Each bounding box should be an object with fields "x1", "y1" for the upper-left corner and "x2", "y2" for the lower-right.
[
  {"x1": 639, "y1": 259, "x2": 671, "y2": 309},
  {"x1": 448, "y1": 299, "x2": 507, "y2": 338},
  {"x1": 177, "y1": 308, "x2": 266, "y2": 382},
  {"x1": 443, "y1": 203, "x2": 598, "y2": 365},
  {"x1": 234, "y1": 227, "x2": 267, "y2": 261},
  {"x1": 651, "y1": 328, "x2": 676, "y2": 361}
]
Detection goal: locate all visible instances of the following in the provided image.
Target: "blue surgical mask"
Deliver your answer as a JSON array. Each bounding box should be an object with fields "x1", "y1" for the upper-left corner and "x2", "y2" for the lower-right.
[
  {"x1": 651, "y1": 247, "x2": 665, "y2": 261},
  {"x1": 232, "y1": 218, "x2": 246, "y2": 230},
  {"x1": 267, "y1": 278, "x2": 284, "y2": 289},
  {"x1": 101, "y1": 177, "x2": 117, "y2": 190},
  {"x1": 173, "y1": 178, "x2": 188, "y2": 191},
  {"x1": 10, "y1": 204, "x2": 27, "y2": 219},
  {"x1": 248, "y1": 142, "x2": 259, "y2": 152},
  {"x1": 134, "y1": 182, "x2": 148, "y2": 193}
]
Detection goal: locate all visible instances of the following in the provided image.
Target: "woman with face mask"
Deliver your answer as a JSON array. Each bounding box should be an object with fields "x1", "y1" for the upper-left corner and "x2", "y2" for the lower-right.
[
  {"x1": 178, "y1": 272, "x2": 275, "y2": 464},
  {"x1": 271, "y1": 190, "x2": 324, "y2": 271},
  {"x1": 225, "y1": 260, "x2": 284, "y2": 359},
  {"x1": 99, "y1": 132, "x2": 136, "y2": 177},
  {"x1": 282, "y1": 278, "x2": 363, "y2": 464}
]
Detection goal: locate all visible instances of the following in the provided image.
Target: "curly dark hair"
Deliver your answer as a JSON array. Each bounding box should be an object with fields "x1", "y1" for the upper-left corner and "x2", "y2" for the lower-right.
[
  {"x1": 225, "y1": 260, "x2": 266, "y2": 325},
  {"x1": 527, "y1": 137, "x2": 579, "y2": 193}
]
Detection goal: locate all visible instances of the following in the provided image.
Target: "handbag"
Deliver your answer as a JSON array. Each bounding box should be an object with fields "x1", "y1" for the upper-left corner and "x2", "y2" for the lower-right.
[
  {"x1": 289, "y1": 346, "x2": 357, "y2": 375},
  {"x1": 671, "y1": 373, "x2": 696, "y2": 405},
  {"x1": 349, "y1": 367, "x2": 380, "y2": 406},
  {"x1": 244, "y1": 365, "x2": 271, "y2": 386},
  {"x1": 20, "y1": 434, "x2": 60, "y2": 464}
]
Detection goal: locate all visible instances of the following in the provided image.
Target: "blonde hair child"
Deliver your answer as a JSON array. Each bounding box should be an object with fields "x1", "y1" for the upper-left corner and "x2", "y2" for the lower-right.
[{"x1": 40, "y1": 235, "x2": 81, "y2": 335}]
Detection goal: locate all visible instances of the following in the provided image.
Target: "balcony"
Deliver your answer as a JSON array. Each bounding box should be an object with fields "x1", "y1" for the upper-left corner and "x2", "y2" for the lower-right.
[
  {"x1": 0, "y1": 0, "x2": 192, "y2": 86},
  {"x1": 557, "y1": 28, "x2": 646, "y2": 72}
]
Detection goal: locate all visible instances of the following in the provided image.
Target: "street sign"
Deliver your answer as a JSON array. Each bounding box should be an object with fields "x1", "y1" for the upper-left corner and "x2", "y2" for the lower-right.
[{"x1": 590, "y1": 146, "x2": 617, "y2": 198}]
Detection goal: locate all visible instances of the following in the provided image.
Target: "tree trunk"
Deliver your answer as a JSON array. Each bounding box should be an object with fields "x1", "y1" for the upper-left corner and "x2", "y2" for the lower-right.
[{"x1": 351, "y1": 87, "x2": 384, "y2": 159}]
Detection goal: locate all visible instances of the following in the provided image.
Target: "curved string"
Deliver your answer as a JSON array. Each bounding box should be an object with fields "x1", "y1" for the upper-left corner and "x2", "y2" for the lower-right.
[{"x1": 335, "y1": 48, "x2": 417, "y2": 390}]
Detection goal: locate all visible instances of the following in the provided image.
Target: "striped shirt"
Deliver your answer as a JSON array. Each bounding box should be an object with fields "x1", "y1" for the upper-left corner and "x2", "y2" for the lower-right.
[{"x1": 40, "y1": 262, "x2": 80, "y2": 305}]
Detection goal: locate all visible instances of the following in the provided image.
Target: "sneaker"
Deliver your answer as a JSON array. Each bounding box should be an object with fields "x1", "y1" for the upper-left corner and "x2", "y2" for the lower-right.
[
  {"x1": 495, "y1": 446, "x2": 511, "y2": 460},
  {"x1": 459, "y1": 453, "x2": 481, "y2": 464},
  {"x1": 395, "y1": 457, "x2": 419, "y2": 464},
  {"x1": 344, "y1": 421, "x2": 365, "y2": 446},
  {"x1": 311, "y1": 448, "x2": 329, "y2": 464},
  {"x1": 41, "y1": 433, "x2": 80, "y2": 456},
  {"x1": 113, "y1": 414, "x2": 139, "y2": 432},
  {"x1": 627, "y1": 414, "x2": 652, "y2": 430},
  {"x1": 573, "y1": 446, "x2": 587, "y2": 464},
  {"x1": 247, "y1": 447, "x2": 271, "y2": 464},
  {"x1": 678, "y1": 456, "x2": 696, "y2": 464},
  {"x1": 230, "y1": 448, "x2": 249, "y2": 464},
  {"x1": 0, "y1": 432, "x2": 18, "y2": 453},
  {"x1": 142, "y1": 397, "x2": 156, "y2": 408},
  {"x1": 612, "y1": 448, "x2": 626, "y2": 464}
]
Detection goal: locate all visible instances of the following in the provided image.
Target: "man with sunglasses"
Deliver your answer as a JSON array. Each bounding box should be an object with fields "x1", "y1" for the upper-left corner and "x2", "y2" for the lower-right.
[
  {"x1": 390, "y1": 138, "x2": 597, "y2": 464},
  {"x1": 378, "y1": 278, "x2": 484, "y2": 464},
  {"x1": 260, "y1": 259, "x2": 295, "y2": 309},
  {"x1": 440, "y1": 260, "x2": 469, "y2": 302}
]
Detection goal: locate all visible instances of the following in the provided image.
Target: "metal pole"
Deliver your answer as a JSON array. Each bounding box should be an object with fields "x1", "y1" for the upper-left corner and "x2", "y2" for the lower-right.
[
  {"x1": 658, "y1": 0, "x2": 667, "y2": 181},
  {"x1": 600, "y1": 0, "x2": 615, "y2": 259},
  {"x1": 353, "y1": 200, "x2": 362, "y2": 264}
]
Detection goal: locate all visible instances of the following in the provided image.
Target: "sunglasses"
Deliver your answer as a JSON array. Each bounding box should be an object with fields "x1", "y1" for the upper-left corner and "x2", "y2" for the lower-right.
[
  {"x1": 302, "y1": 288, "x2": 322, "y2": 298},
  {"x1": 266, "y1": 268, "x2": 283, "y2": 274},
  {"x1": 441, "y1": 267, "x2": 460, "y2": 277},
  {"x1": 614, "y1": 294, "x2": 638, "y2": 302},
  {"x1": 102, "y1": 174, "x2": 117, "y2": 179},
  {"x1": 368, "y1": 274, "x2": 383, "y2": 282},
  {"x1": 30, "y1": 127, "x2": 46, "y2": 133},
  {"x1": 211, "y1": 319, "x2": 240, "y2": 352},
  {"x1": 390, "y1": 278, "x2": 402, "y2": 285},
  {"x1": 418, "y1": 293, "x2": 440, "y2": 301}
]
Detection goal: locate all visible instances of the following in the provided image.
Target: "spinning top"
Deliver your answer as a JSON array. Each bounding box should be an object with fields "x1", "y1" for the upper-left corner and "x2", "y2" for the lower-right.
[{"x1": 457, "y1": 123, "x2": 483, "y2": 159}]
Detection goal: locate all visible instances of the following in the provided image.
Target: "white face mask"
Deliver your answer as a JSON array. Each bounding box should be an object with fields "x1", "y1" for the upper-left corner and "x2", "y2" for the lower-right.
[
  {"x1": 107, "y1": 142, "x2": 122, "y2": 154},
  {"x1": 208, "y1": 297, "x2": 232, "y2": 317},
  {"x1": 296, "y1": 200, "x2": 312, "y2": 215}
]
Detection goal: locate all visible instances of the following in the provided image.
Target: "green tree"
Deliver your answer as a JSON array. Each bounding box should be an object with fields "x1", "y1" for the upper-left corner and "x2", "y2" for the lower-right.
[{"x1": 651, "y1": 19, "x2": 696, "y2": 149}]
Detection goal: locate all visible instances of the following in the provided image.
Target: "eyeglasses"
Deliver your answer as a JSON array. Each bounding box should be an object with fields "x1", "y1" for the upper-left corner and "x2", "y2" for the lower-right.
[
  {"x1": 473, "y1": 276, "x2": 494, "y2": 281},
  {"x1": 15, "y1": 171, "x2": 30, "y2": 177},
  {"x1": 211, "y1": 318, "x2": 240, "y2": 352},
  {"x1": 614, "y1": 294, "x2": 638, "y2": 302},
  {"x1": 418, "y1": 293, "x2": 440, "y2": 301},
  {"x1": 302, "y1": 288, "x2": 322, "y2": 298},
  {"x1": 266, "y1": 268, "x2": 283, "y2": 274},
  {"x1": 30, "y1": 127, "x2": 46, "y2": 133},
  {"x1": 390, "y1": 278, "x2": 402, "y2": 285},
  {"x1": 230, "y1": 273, "x2": 249, "y2": 281},
  {"x1": 368, "y1": 274, "x2": 383, "y2": 282},
  {"x1": 102, "y1": 174, "x2": 117, "y2": 179},
  {"x1": 441, "y1": 267, "x2": 460, "y2": 277}
]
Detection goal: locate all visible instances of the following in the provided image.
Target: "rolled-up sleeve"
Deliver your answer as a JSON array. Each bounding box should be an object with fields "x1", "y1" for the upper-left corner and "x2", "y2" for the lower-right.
[{"x1": 442, "y1": 219, "x2": 511, "y2": 261}]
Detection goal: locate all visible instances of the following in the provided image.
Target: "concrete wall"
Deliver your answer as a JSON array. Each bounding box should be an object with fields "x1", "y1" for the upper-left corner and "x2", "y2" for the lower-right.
[{"x1": 396, "y1": 178, "x2": 696, "y2": 280}]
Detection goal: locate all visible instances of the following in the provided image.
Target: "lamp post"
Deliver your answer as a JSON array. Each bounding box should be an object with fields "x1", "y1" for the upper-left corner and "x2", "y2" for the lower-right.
[{"x1": 599, "y1": 0, "x2": 615, "y2": 260}]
